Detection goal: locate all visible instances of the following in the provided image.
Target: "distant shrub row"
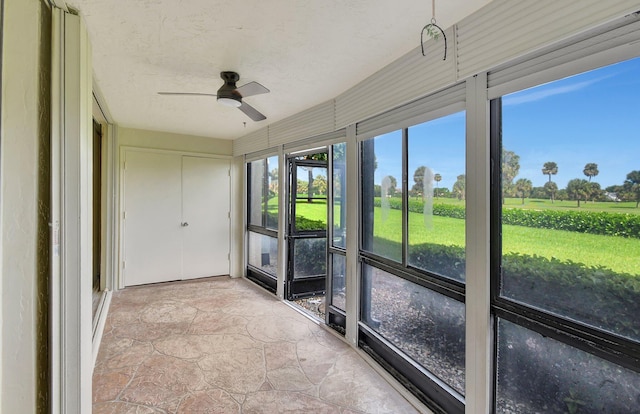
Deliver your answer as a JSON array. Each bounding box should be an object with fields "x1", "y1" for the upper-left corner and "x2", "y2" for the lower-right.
[
  {"x1": 373, "y1": 198, "x2": 640, "y2": 238},
  {"x1": 294, "y1": 215, "x2": 326, "y2": 231},
  {"x1": 502, "y1": 208, "x2": 640, "y2": 239},
  {"x1": 408, "y1": 243, "x2": 640, "y2": 339}
]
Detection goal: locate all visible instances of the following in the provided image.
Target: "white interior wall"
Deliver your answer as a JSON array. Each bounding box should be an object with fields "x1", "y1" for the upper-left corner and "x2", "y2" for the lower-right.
[
  {"x1": 1, "y1": 0, "x2": 49, "y2": 412},
  {"x1": 117, "y1": 126, "x2": 233, "y2": 154}
]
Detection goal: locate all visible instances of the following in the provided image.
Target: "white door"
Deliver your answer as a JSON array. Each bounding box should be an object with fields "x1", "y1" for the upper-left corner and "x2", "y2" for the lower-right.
[
  {"x1": 123, "y1": 151, "x2": 183, "y2": 286},
  {"x1": 181, "y1": 156, "x2": 230, "y2": 278}
]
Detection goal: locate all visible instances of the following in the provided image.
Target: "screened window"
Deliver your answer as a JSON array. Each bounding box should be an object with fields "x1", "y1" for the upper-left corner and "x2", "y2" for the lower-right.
[
  {"x1": 361, "y1": 264, "x2": 465, "y2": 395},
  {"x1": 247, "y1": 156, "x2": 279, "y2": 284},
  {"x1": 497, "y1": 57, "x2": 640, "y2": 340},
  {"x1": 358, "y1": 110, "x2": 466, "y2": 412},
  {"x1": 249, "y1": 159, "x2": 265, "y2": 227},
  {"x1": 332, "y1": 142, "x2": 347, "y2": 249},
  {"x1": 248, "y1": 156, "x2": 278, "y2": 230},
  {"x1": 492, "y1": 57, "x2": 640, "y2": 412},
  {"x1": 247, "y1": 232, "x2": 277, "y2": 275},
  {"x1": 361, "y1": 130, "x2": 403, "y2": 262},
  {"x1": 496, "y1": 319, "x2": 640, "y2": 413},
  {"x1": 329, "y1": 143, "x2": 348, "y2": 315},
  {"x1": 407, "y1": 111, "x2": 466, "y2": 282}
]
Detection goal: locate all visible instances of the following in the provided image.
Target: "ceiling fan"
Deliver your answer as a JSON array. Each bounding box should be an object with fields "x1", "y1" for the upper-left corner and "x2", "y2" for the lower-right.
[{"x1": 158, "y1": 71, "x2": 270, "y2": 121}]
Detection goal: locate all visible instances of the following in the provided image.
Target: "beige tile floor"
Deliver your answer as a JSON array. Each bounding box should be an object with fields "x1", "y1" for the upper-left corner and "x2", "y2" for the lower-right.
[{"x1": 93, "y1": 276, "x2": 421, "y2": 413}]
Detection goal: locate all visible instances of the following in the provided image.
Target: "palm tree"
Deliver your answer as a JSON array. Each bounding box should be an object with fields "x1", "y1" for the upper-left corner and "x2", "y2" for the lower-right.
[
  {"x1": 544, "y1": 181, "x2": 558, "y2": 203},
  {"x1": 502, "y1": 149, "x2": 520, "y2": 203},
  {"x1": 567, "y1": 178, "x2": 590, "y2": 207},
  {"x1": 541, "y1": 162, "x2": 558, "y2": 183},
  {"x1": 412, "y1": 166, "x2": 426, "y2": 198},
  {"x1": 434, "y1": 173, "x2": 442, "y2": 198},
  {"x1": 583, "y1": 163, "x2": 599, "y2": 182},
  {"x1": 588, "y1": 182, "x2": 602, "y2": 202},
  {"x1": 452, "y1": 174, "x2": 465, "y2": 201},
  {"x1": 302, "y1": 153, "x2": 327, "y2": 203},
  {"x1": 515, "y1": 178, "x2": 532, "y2": 204},
  {"x1": 625, "y1": 170, "x2": 640, "y2": 208}
]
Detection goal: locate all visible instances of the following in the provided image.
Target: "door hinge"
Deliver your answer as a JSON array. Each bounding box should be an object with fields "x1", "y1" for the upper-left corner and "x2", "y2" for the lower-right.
[
  {"x1": 228, "y1": 253, "x2": 230, "y2": 260},
  {"x1": 122, "y1": 260, "x2": 126, "y2": 269},
  {"x1": 228, "y1": 212, "x2": 231, "y2": 219},
  {"x1": 228, "y1": 169, "x2": 231, "y2": 176},
  {"x1": 123, "y1": 211, "x2": 126, "y2": 220}
]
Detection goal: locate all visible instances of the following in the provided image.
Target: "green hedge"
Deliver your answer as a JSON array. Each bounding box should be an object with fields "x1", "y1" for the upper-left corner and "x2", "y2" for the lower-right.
[
  {"x1": 408, "y1": 243, "x2": 640, "y2": 339},
  {"x1": 376, "y1": 198, "x2": 467, "y2": 218},
  {"x1": 407, "y1": 243, "x2": 466, "y2": 282},
  {"x1": 266, "y1": 212, "x2": 325, "y2": 231},
  {"x1": 502, "y1": 208, "x2": 640, "y2": 239},
  {"x1": 373, "y1": 198, "x2": 640, "y2": 238},
  {"x1": 295, "y1": 216, "x2": 326, "y2": 231}
]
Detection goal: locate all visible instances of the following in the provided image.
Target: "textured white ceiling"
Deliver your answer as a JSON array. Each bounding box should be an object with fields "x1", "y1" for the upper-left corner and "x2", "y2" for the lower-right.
[{"x1": 68, "y1": 0, "x2": 492, "y2": 140}]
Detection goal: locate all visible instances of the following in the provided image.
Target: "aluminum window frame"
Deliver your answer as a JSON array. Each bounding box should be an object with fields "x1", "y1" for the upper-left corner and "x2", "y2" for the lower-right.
[{"x1": 356, "y1": 89, "x2": 468, "y2": 414}]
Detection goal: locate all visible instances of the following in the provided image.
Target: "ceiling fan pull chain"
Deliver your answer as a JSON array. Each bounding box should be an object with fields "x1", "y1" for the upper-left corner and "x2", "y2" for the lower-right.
[{"x1": 420, "y1": 0, "x2": 447, "y2": 60}]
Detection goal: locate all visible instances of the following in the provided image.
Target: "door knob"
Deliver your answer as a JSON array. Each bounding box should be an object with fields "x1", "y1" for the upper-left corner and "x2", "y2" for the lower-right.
[{"x1": 181, "y1": 222, "x2": 189, "y2": 227}]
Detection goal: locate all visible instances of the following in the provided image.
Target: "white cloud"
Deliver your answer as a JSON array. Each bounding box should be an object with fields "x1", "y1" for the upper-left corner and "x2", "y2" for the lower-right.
[{"x1": 503, "y1": 76, "x2": 607, "y2": 106}]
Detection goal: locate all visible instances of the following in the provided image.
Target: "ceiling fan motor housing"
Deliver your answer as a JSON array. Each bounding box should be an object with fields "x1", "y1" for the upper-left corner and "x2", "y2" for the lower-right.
[{"x1": 217, "y1": 71, "x2": 243, "y2": 105}]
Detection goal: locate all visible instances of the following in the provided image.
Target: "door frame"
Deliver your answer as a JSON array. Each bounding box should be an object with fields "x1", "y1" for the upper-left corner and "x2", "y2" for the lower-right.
[
  {"x1": 285, "y1": 154, "x2": 329, "y2": 301},
  {"x1": 118, "y1": 146, "x2": 232, "y2": 288}
]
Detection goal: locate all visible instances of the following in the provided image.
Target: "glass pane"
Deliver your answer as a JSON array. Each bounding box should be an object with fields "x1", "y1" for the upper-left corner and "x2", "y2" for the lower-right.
[
  {"x1": 266, "y1": 155, "x2": 279, "y2": 230},
  {"x1": 499, "y1": 57, "x2": 640, "y2": 341},
  {"x1": 293, "y1": 238, "x2": 326, "y2": 278},
  {"x1": 330, "y1": 253, "x2": 346, "y2": 311},
  {"x1": 295, "y1": 166, "x2": 327, "y2": 231},
  {"x1": 496, "y1": 319, "x2": 640, "y2": 413},
  {"x1": 361, "y1": 131, "x2": 403, "y2": 262},
  {"x1": 332, "y1": 143, "x2": 347, "y2": 249},
  {"x1": 249, "y1": 159, "x2": 265, "y2": 227},
  {"x1": 361, "y1": 264, "x2": 465, "y2": 395},
  {"x1": 247, "y1": 231, "x2": 277, "y2": 276},
  {"x1": 407, "y1": 112, "x2": 466, "y2": 282}
]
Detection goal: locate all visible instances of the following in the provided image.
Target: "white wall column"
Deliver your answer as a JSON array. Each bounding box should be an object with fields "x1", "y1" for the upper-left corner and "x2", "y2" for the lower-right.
[
  {"x1": 50, "y1": 8, "x2": 93, "y2": 414},
  {"x1": 465, "y1": 73, "x2": 491, "y2": 414},
  {"x1": 230, "y1": 155, "x2": 245, "y2": 278},
  {"x1": 276, "y1": 146, "x2": 286, "y2": 299},
  {"x1": 344, "y1": 124, "x2": 359, "y2": 346}
]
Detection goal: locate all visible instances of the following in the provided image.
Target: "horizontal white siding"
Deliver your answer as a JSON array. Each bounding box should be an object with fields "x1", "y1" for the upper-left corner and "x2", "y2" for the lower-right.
[
  {"x1": 356, "y1": 83, "x2": 466, "y2": 139},
  {"x1": 488, "y1": 15, "x2": 640, "y2": 98},
  {"x1": 456, "y1": 0, "x2": 640, "y2": 80},
  {"x1": 233, "y1": 127, "x2": 269, "y2": 156},
  {"x1": 269, "y1": 100, "x2": 335, "y2": 147},
  {"x1": 336, "y1": 27, "x2": 457, "y2": 129}
]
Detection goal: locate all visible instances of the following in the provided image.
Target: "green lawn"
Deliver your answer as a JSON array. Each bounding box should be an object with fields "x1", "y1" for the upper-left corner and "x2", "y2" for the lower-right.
[
  {"x1": 492, "y1": 197, "x2": 638, "y2": 214},
  {"x1": 294, "y1": 199, "x2": 640, "y2": 275},
  {"x1": 502, "y1": 225, "x2": 639, "y2": 275},
  {"x1": 293, "y1": 199, "x2": 328, "y2": 226}
]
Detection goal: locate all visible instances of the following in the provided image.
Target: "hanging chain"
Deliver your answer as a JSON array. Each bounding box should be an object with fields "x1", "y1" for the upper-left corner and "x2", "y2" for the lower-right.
[{"x1": 432, "y1": 0, "x2": 436, "y2": 24}]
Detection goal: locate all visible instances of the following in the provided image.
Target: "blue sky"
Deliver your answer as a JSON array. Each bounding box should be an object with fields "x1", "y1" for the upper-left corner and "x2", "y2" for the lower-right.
[{"x1": 373, "y1": 56, "x2": 640, "y2": 191}]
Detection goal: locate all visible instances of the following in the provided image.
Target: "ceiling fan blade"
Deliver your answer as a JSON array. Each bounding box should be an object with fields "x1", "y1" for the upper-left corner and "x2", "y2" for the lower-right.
[
  {"x1": 236, "y1": 81, "x2": 270, "y2": 98},
  {"x1": 238, "y1": 102, "x2": 266, "y2": 121},
  {"x1": 158, "y1": 92, "x2": 217, "y2": 97}
]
